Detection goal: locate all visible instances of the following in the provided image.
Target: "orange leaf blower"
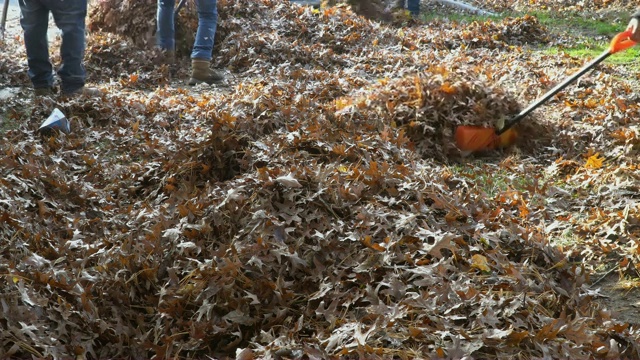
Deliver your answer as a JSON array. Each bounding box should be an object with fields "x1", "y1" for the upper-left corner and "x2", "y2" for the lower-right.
[{"x1": 455, "y1": 30, "x2": 637, "y2": 152}]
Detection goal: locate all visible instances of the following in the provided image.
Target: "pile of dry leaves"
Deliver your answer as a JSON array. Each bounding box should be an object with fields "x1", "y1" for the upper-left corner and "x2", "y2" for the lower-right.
[{"x1": 1, "y1": 0, "x2": 640, "y2": 359}]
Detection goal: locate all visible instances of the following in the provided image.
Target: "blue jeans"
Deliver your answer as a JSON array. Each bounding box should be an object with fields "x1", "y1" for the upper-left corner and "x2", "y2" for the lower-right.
[
  {"x1": 18, "y1": 0, "x2": 87, "y2": 93},
  {"x1": 407, "y1": 0, "x2": 419, "y2": 16},
  {"x1": 157, "y1": 0, "x2": 218, "y2": 60}
]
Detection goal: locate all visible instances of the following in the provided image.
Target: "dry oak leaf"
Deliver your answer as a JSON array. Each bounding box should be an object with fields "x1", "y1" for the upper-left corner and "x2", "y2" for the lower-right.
[
  {"x1": 584, "y1": 153, "x2": 603, "y2": 169},
  {"x1": 471, "y1": 254, "x2": 491, "y2": 273}
]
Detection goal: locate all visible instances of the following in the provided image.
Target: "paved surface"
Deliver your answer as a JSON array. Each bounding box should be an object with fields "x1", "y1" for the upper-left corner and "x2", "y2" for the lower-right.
[
  {"x1": 2, "y1": 0, "x2": 61, "y2": 39},
  {"x1": 2, "y1": 0, "x2": 20, "y2": 37},
  {"x1": 290, "y1": 0, "x2": 321, "y2": 7}
]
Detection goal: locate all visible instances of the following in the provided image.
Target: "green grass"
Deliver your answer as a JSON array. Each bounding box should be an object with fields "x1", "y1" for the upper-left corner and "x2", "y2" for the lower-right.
[
  {"x1": 549, "y1": 228, "x2": 583, "y2": 248},
  {"x1": 530, "y1": 9, "x2": 640, "y2": 65},
  {"x1": 0, "y1": 110, "x2": 19, "y2": 136},
  {"x1": 0, "y1": 120, "x2": 19, "y2": 136},
  {"x1": 447, "y1": 162, "x2": 535, "y2": 198},
  {"x1": 422, "y1": 8, "x2": 640, "y2": 68},
  {"x1": 0, "y1": 88, "x2": 24, "y2": 136},
  {"x1": 529, "y1": 10, "x2": 626, "y2": 36},
  {"x1": 544, "y1": 44, "x2": 640, "y2": 65},
  {"x1": 422, "y1": 7, "x2": 628, "y2": 35}
]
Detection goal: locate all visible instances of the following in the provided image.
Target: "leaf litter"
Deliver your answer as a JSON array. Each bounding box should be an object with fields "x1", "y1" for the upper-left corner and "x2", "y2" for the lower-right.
[{"x1": 1, "y1": 0, "x2": 640, "y2": 358}]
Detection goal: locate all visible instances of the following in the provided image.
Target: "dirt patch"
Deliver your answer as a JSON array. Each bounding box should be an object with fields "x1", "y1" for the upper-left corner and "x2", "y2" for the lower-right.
[{"x1": 594, "y1": 274, "x2": 640, "y2": 326}]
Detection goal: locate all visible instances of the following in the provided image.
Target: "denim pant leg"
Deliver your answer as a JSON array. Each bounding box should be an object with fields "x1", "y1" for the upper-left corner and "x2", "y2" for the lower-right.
[
  {"x1": 407, "y1": 0, "x2": 419, "y2": 16},
  {"x1": 49, "y1": 0, "x2": 87, "y2": 93},
  {"x1": 157, "y1": 0, "x2": 176, "y2": 51},
  {"x1": 192, "y1": 0, "x2": 217, "y2": 60},
  {"x1": 18, "y1": 0, "x2": 54, "y2": 89}
]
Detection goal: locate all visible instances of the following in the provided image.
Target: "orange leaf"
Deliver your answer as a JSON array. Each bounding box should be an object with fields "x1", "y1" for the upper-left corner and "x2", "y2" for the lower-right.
[
  {"x1": 470, "y1": 254, "x2": 490, "y2": 272},
  {"x1": 620, "y1": 257, "x2": 629, "y2": 268},
  {"x1": 361, "y1": 236, "x2": 385, "y2": 252},
  {"x1": 506, "y1": 330, "x2": 529, "y2": 346},
  {"x1": 371, "y1": 243, "x2": 385, "y2": 251},
  {"x1": 408, "y1": 327, "x2": 422, "y2": 338},
  {"x1": 610, "y1": 129, "x2": 635, "y2": 142},
  {"x1": 445, "y1": 211, "x2": 458, "y2": 223},
  {"x1": 584, "y1": 153, "x2": 603, "y2": 169},
  {"x1": 518, "y1": 204, "x2": 529, "y2": 217},
  {"x1": 440, "y1": 82, "x2": 457, "y2": 94}
]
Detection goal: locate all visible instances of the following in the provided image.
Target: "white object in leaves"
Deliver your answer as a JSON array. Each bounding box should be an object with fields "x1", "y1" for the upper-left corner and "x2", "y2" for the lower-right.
[
  {"x1": 275, "y1": 173, "x2": 302, "y2": 188},
  {"x1": 39, "y1": 108, "x2": 70, "y2": 134}
]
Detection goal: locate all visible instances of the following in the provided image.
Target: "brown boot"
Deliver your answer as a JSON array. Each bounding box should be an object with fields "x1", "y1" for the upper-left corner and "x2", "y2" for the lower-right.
[
  {"x1": 34, "y1": 87, "x2": 55, "y2": 97},
  {"x1": 60, "y1": 86, "x2": 102, "y2": 100},
  {"x1": 188, "y1": 58, "x2": 225, "y2": 85}
]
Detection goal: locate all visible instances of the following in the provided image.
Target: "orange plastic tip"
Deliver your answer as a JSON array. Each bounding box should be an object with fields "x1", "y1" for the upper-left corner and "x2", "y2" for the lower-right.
[
  {"x1": 609, "y1": 30, "x2": 637, "y2": 54},
  {"x1": 497, "y1": 128, "x2": 517, "y2": 148},
  {"x1": 455, "y1": 126, "x2": 499, "y2": 152},
  {"x1": 455, "y1": 126, "x2": 517, "y2": 152}
]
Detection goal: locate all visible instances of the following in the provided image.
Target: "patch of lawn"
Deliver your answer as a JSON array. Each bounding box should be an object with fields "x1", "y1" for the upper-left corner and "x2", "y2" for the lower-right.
[
  {"x1": 0, "y1": 122, "x2": 19, "y2": 136},
  {"x1": 0, "y1": 110, "x2": 20, "y2": 136},
  {"x1": 544, "y1": 43, "x2": 640, "y2": 66},
  {"x1": 446, "y1": 161, "x2": 535, "y2": 198},
  {"x1": 423, "y1": 7, "x2": 631, "y2": 41},
  {"x1": 549, "y1": 227, "x2": 583, "y2": 248},
  {"x1": 529, "y1": 10, "x2": 640, "y2": 69},
  {"x1": 529, "y1": 10, "x2": 626, "y2": 36}
]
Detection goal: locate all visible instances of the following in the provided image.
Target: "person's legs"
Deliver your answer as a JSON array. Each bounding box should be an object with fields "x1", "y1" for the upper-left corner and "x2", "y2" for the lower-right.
[
  {"x1": 50, "y1": 0, "x2": 101, "y2": 97},
  {"x1": 157, "y1": 0, "x2": 176, "y2": 52},
  {"x1": 188, "y1": 0, "x2": 223, "y2": 85},
  {"x1": 18, "y1": 0, "x2": 54, "y2": 90},
  {"x1": 407, "y1": 0, "x2": 419, "y2": 16},
  {"x1": 49, "y1": 0, "x2": 87, "y2": 94},
  {"x1": 191, "y1": 0, "x2": 217, "y2": 60}
]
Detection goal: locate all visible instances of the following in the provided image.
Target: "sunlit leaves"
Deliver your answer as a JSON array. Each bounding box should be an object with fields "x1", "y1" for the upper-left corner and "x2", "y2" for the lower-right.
[
  {"x1": 1, "y1": 0, "x2": 640, "y2": 359},
  {"x1": 584, "y1": 152, "x2": 604, "y2": 169}
]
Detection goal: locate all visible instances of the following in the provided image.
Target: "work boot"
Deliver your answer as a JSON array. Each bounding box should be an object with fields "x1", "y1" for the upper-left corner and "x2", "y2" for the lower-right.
[
  {"x1": 188, "y1": 58, "x2": 225, "y2": 85},
  {"x1": 34, "y1": 87, "x2": 55, "y2": 97},
  {"x1": 61, "y1": 86, "x2": 102, "y2": 100}
]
